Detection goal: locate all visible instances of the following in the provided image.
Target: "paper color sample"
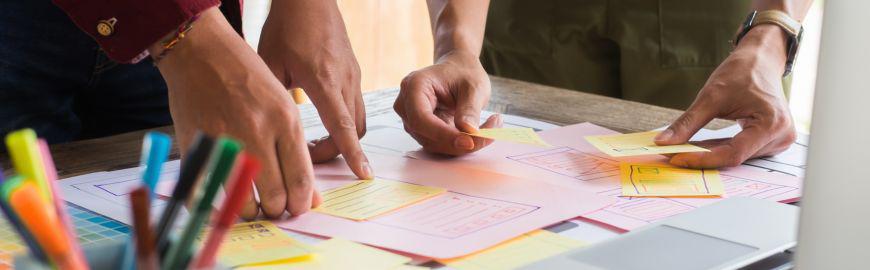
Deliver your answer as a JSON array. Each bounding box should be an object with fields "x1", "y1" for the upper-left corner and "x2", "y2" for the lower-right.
[
  {"x1": 315, "y1": 179, "x2": 446, "y2": 221},
  {"x1": 584, "y1": 131, "x2": 709, "y2": 157},
  {"x1": 468, "y1": 128, "x2": 552, "y2": 147},
  {"x1": 239, "y1": 238, "x2": 411, "y2": 270},
  {"x1": 206, "y1": 221, "x2": 315, "y2": 267},
  {"x1": 277, "y1": 152, "x2": 616, "y2": 259},
  {"x1": 438, "y1": 230, "x2": 585, "y2": 270},
  {"x1": 620, "y1": 163, "x2": 723, "y2": 197}
]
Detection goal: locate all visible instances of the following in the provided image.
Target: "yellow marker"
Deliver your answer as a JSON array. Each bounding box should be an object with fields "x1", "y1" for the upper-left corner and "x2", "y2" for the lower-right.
[
  {"x1": 5, "y1": 129, "x2": 52, "y2": 203},
  {"x1": 438, "y1": 230, "x2": 585, "y2": 270},
  {"x1": 199, "y1": 221, "x2": 315, "y2": 268},
  {"x1": 620, "y1": 163, "x2": 724, "y2": 197},
  {"x1": 315, "y1": 179, "x2": 446, "y2": 221},
  {"x1": 467, "y1": 128, "x2": 551, "y2": 147},
  {"x1": 584, "y1": 131, "x2": 709, "y2": 157},
  {"x1": 239, "y1": 238, "x2": 412, "y2": 270}
]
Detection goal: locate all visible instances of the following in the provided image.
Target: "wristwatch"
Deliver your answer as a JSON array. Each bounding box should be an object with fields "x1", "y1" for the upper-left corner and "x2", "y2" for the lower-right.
[{"x1": 733, "y1": 10, "x2": 804, "y2": 77}]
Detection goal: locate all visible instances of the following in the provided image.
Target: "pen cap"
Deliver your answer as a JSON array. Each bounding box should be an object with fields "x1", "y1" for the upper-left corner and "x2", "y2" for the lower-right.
[
  {"x1": 8, "y1": 182, "x2": 72, "y2": 262},
  {"x1": 216, "y1": 153, "x2": 259, "y2": 226},
  {"x1": 140, "y1": 131, "x2": 172, "y2": 193},
  {"x1": 0, "y1": 175, "x2": 50, "y2": 262},
  {"x1": 5, "y1": 129, "x2": 51, "y2": 202},
  {"x1": 195, "y1": 138, "x2": 243, "y2": 212},
  {"x1": 175, "y1": 132, "x2": 215, "y2": 200},
  {"x1": 1, "y1": 175, "x2": 26, "y2": 201}
]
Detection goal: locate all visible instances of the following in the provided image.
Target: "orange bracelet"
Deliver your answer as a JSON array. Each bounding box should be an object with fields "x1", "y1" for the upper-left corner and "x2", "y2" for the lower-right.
[{"x1": 151, "y1": 14, "x2": 200, "y2": 65}]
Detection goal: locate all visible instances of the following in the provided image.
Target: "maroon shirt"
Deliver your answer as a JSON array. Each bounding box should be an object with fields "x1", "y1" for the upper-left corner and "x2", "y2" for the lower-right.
[{"x1": 52, "y1": 0, "x2": 244, "y2": 63}]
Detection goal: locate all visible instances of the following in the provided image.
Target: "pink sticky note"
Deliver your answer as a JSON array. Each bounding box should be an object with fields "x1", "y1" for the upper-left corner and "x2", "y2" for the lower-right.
[{"x1": 276, "y1": 152, "x2": 617, "y2": 259}]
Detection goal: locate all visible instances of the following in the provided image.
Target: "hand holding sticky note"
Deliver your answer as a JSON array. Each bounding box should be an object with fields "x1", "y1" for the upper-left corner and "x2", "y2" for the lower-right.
[
  {"x1": 315, "y1": 179, "x2": 446, "y2": 220},
  {"x1": 585, "y1": 131, "x2": 709, "y2": 157},
  {"x1": 620, "y1": 163, "x2": 723, "y2": 197},
  {"x1": 467, "y1": 128, "x2": 551, "y2": 147}
]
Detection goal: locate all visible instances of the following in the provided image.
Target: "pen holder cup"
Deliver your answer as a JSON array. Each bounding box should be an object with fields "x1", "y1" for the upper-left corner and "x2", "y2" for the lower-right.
[{"x1": 14, "y1": 240, "x2": 126, "y2": 269}]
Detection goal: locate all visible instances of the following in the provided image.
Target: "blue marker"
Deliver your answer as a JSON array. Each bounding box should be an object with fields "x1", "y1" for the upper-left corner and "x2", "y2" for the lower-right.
[
  {"x1": 122, "y1": 131, "x2": 172, "y2": 270},
  {"x1": 140, "y1": 131, "x2": 172, "y2": 198}
]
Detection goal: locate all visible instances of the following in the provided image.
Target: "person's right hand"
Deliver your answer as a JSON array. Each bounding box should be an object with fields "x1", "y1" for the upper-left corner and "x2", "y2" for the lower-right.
[
  {"x1": 394, "y1": 51, "x2": 501, "y2": 156},
  {"x1": 150, "y1": 7, "x2": 320, "y2": 219}
]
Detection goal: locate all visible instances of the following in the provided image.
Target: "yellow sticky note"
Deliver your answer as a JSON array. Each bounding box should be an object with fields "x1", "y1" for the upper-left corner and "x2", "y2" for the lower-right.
[
  {"x1": 584, "y1": 131, "x2": 709, "y2": 157},
  {"x1": 239, "y1": 238, "x2": 412, "y2": 270},
  {"x1": 204, "y1": 221, "x2": 315, "y2": 267},
  {"x1": 315, "y1": 179, "x2": 447, "y2": 221},
  {"x1": 467, "y1": 128, "x2": 551, "y2": 147},
  {"x1": 438, "y1": 230, "x2": 585, "y2": 270},
  {"x1": 620, "y1": 163, "x2": 724, "y2": 197}
]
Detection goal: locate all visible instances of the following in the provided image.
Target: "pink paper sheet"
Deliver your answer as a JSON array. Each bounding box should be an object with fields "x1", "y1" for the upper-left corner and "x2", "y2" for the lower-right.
[
  {"x1": 410, "y1": 123, "x2": 803, "y2": 231},
  {"x1": 275, "y1": 152, "x2": 617, "y2": 259}
]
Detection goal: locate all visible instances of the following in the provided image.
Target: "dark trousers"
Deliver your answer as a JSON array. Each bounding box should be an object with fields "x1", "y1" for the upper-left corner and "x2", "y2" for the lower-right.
[{"x1": 0, "y1": 0, "x2": 171, "y2": 151}]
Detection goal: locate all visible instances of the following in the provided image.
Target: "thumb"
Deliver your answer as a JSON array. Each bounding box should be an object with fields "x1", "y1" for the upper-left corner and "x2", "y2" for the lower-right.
[
  {"x1": 656, "y1": 104, "x2": 717, "y2": 145},
  {"x1": 453, "y1": 87, "x2": 489, "y2": 134}
]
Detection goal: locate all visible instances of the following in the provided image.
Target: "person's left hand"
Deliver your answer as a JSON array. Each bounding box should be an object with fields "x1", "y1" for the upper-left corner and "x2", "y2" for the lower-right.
[
  {"x1": 654, "y1": 25, "x2": 797, "y2": 168},
  {"x1": 258, "y1": 0, "x2": 371, "y2": 179}
]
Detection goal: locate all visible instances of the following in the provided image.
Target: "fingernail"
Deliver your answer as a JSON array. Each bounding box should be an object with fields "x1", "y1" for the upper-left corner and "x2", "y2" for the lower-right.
[
  {"x1": 464, "y1": 115, "x2": 480, "y2": 128},
  {"x1": 670, "y1": 156, "x2": 689, "y2": 167},
  {"x1": 455, "y1": 136, "x2": 475, "y2": 150},
  {"x1": 361, "y1": 162, "x2": 374, "y2": 180},
  {"x1": 655, "y1": 129, "x2": 674, "y2": 142}
]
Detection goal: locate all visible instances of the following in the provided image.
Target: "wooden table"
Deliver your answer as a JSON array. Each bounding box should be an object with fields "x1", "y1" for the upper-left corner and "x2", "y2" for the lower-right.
[{"x1": 1, "y1": 76, "x2": 732, "y2": 178}]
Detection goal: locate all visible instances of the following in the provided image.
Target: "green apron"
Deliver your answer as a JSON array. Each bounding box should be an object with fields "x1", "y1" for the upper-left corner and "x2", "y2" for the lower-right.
[{"x1": 481, "y1": 0, "x2": 753, "y2": 109}]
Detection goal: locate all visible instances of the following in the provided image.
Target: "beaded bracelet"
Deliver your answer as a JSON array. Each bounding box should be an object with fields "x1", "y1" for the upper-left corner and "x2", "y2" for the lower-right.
[{"x1": 152, "y1": 14, "x2": 200, "y2": 65}]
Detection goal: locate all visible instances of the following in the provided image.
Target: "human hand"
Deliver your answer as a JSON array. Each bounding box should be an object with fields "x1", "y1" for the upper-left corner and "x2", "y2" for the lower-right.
[
  {"x1": 654, "y1": 25, "x2": 797, "y2": 168},
  {"x1": 258, "y1": 0, "x2": 371, "y2": 179},
  {"x1": 150, "y1": 7, "x2": 320, "y2": 218},
  {"x1": 395, "y1": 51, "x2": 501, "y2": 155}
]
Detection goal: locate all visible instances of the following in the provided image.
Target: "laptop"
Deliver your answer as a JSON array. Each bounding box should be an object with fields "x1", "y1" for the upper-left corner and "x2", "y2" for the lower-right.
[{"x1": 524, "y1": 0, "x2": 870, "y2": 268}]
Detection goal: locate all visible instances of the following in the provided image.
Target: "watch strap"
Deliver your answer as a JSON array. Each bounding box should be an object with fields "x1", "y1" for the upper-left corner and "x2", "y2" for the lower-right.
[
  {"x1": 734, "y1": 10, "x2": 803, "y2": 77},
  {"x1": 752, "y1": 10, "x2": 802, "y2": 37}
]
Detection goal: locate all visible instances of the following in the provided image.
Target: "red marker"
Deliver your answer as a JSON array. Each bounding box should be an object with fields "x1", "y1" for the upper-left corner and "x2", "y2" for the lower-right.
[{"x1": 191, "y1": 153, "x2": 260, "y2": 269}]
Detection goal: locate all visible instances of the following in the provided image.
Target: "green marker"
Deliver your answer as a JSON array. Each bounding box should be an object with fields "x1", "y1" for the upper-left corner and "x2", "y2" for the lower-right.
[
  {"x1": 162, "y1": 137, "x2": 242, "y2": 270},
  {"x1": 1, "y1": 175, "x2": 26, "y2": 200}
]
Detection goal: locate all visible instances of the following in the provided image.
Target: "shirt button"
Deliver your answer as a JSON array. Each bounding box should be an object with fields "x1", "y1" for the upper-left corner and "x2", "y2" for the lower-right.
[{"x1": 97, "y1": 18, "x2": 117, "y2": 37}]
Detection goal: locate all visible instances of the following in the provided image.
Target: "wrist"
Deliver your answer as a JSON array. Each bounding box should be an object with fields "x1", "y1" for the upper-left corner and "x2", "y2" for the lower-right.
[
  {"x1": 435, "y1": 49, "x2": 479, "y2": 65},
  {"x1": 734, "y1": 24, "x2": 789, "y2": 67},
  {"x1": 433, "y1": 20, "x2": 483, "y2": 60},
  {"x1": 152, "y1": 7, "x2": 256, "y2": 84},
  {"x1": 148, "y1": 7, "x2": 223, "y2": 67}
]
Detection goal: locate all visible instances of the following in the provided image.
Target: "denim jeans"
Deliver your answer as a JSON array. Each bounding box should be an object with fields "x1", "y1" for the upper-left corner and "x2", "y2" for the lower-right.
[{"x1": 0, "y1": 0, "x2": 172, "y2": 150}]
